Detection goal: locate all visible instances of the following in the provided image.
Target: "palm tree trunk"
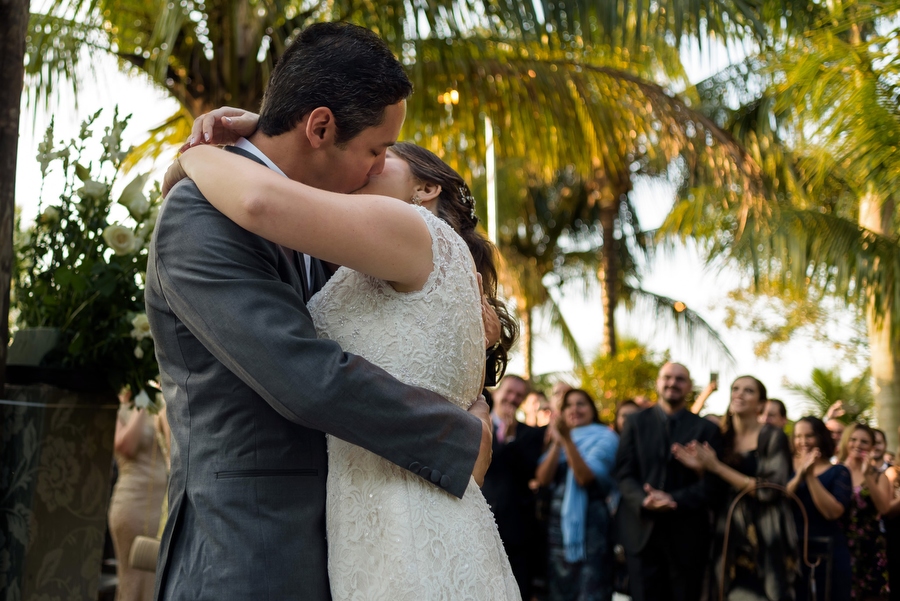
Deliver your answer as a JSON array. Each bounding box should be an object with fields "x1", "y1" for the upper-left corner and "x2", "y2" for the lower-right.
[
  {"x1": 0, "y1": 0, "x2": 30, "y2": 394},
  {"x1": 596, "y1": 176, "x2": 632, "y2": 357},
  {"x1": 598, "y1": 197, "x2": 617, "y2": 357},
  {"x1": 859, "y1": 188, "x2": 900, "y2": 450},
  {"x1": 519, "y1": 302, "x2": 533, "y2": 380}
]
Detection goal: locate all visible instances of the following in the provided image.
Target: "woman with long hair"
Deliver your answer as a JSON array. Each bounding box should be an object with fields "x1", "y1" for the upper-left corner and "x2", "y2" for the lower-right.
[
  {"x1": 534, "y1": 389, "x2": 619, "y2": 601},
  {"x1": 788, "y1": 416, "x2": 852, "y2": 601},
  {"x1": 673, "y1": 376, "x2": 797, "y2": 600},
  {"x1": 837, "y1": 423, "x2": 891, "y2": 600}
]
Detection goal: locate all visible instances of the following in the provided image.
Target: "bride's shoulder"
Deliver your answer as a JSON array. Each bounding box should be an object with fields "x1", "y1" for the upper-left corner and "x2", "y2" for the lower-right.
[{"x1": 413, "y1": 206, "x2": 467, "y2": 250}]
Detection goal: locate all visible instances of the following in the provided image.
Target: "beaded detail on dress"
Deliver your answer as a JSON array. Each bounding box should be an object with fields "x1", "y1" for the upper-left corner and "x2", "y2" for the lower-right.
[{"x1": 308, "y1": 206, "x2": 520, "y2": 601}]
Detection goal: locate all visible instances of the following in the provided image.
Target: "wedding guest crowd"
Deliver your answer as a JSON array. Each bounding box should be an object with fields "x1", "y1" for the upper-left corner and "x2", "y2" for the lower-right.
[{"x1": 485, "y1": 365, "x2": 898, "y2": 601}]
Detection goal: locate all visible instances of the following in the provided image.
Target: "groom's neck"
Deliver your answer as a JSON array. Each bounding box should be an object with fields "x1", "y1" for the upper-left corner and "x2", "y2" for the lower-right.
[{"x1": 247, "y1": 131, "x2": 310, "y2": 185}]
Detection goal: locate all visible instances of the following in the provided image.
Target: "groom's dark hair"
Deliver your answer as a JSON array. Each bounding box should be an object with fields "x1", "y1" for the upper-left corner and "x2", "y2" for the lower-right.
[{"x1": 258, "y1": 22, "x2": 412, "y2": 145}]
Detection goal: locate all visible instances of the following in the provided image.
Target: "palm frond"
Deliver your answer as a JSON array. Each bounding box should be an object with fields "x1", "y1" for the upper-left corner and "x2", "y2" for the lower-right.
[
  {"x1": 625, "y1": 285, "x2": 736, "y2": 366},
  {"x1": 545, "y1": 294, "x2": 586, "y2": 370}
]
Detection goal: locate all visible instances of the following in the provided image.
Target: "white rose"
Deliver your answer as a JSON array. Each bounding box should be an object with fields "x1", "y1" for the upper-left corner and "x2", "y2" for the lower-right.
[
  {"x1": 77, "y1": 180, "x2": 108, "y2": 201},
  {"x1": 41, "y1": 206, "x2": 60, "y2": 223},
  {"x1": 130, "y1": 313, "x2": 152, "y2": 341},
  {"x1": 102, "y1": 224, "x2": 136, "y2": 255},
  {"x1": 134, "y1": 345, "x2": 144, "y2": 359},
  {"x1": 118, "y1": 173, "x2": 151, "y2": 218},
  {"x1": 147, "y1": 204, "x2": 161, "y2": 224},
  {"x1": 133, "y1": 389, "x2": 151, "y2": 409}
]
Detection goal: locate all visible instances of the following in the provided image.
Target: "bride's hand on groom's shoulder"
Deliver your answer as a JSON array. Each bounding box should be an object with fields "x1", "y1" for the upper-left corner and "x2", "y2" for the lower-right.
[{"x1": 179, "y1": 107, "x2": 261, "y2": 152}]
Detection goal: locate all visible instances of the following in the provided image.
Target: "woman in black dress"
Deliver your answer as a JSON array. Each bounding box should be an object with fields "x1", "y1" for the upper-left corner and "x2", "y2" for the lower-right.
[
  {"x1": 788, "y1": 416, "x2": 852, "y2": 601},
  {"x1": 673, "y1": 375, "x2": 798, "y2": 600}
]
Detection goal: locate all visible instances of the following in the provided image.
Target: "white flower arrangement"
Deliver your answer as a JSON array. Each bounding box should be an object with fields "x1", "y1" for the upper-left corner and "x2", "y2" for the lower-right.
[{"x1": 14, "y1": 108, "x2": 162, "y2": 410}]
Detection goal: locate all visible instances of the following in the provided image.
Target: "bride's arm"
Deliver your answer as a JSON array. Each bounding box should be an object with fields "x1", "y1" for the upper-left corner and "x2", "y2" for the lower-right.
[{"x1": 174, "y1": 146, "x2": 434, "y2": 289}]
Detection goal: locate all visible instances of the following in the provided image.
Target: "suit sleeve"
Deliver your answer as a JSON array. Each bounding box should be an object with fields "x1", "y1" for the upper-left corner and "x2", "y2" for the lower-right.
[
  {"x1": 670, "y1": 423, "x2": 725, "y2": 510},
  {"x1": 614, "y1": 415, "x2": 646, "y2": 509},
  {"x1": 150, "y1": 183, "x2": 482, "y2": 498}
]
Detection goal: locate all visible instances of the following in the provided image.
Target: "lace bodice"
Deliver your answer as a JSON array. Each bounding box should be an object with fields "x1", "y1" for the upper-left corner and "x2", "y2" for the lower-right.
[
  {"x1": 308, "y1": 207, "x2": 520, "y2": 601},
  {"x1": 308, "y1": 206, "x2": 484, "y2": 408}
]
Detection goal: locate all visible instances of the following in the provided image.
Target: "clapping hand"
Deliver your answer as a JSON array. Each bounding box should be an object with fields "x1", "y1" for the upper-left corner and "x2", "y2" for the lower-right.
[
  {"x1": 693, "y1": 441, "x2": 718, "y2": 470},
  {"x1": 671, "y1": 442, "x2": 703, "y2": 473},
  {"x1": 642, "y1": 484, "x2": 677, "y2": 511},
  {"x1": 824, "y1": 400, "x2": 846, "y2": 422},
  {"x1": 797, "y1": 448, "x2": 821, "y2": 477},
  {"x1": 553, "y1": 414, "x2": 572, "y2": 442}
]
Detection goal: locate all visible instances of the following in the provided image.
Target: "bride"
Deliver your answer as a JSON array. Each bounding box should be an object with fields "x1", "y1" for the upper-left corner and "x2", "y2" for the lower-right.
[{"x1": 166, "y1": 128, "x2": 521, "y2": 600}]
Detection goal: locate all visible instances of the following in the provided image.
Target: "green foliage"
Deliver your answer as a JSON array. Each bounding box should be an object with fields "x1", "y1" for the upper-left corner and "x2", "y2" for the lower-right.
[
  {"x1": 14, "y1": 109, "x2": 161, "y2": 406},
  {"x1": 578, "y1": 339, "x2": 668, "y2": 422},
  {"x1": 786, "y1": 367, "x2": 874, "y2": 423},
  {"x1": 663, "y1": 0, "x2": 900, "y2": 340},
  {"x1": 722, "y1": 285, "x2": 869, "y2": 367}
]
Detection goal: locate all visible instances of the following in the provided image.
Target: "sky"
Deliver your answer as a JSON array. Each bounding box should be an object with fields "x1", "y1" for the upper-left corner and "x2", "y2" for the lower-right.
[{"x1": 13, "y1": 49, "x2": 863, "y2": 421}]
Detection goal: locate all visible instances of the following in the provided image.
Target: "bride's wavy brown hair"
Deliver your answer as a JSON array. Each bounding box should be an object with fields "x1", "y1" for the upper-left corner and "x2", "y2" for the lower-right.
[{"x1": 389, "y1": 142, "x2": 518, "y2": 382}]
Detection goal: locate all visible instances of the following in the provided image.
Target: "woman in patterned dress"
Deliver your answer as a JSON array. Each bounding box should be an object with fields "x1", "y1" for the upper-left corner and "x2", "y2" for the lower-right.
[{"x1": 838, "y1": 423, "x2": 891, "y2": 600}]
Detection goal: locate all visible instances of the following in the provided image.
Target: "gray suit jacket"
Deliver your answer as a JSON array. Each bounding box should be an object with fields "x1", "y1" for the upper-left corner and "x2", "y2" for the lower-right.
[{"x1": 146, "y1": 148, "x2": 482, "y2": 600}]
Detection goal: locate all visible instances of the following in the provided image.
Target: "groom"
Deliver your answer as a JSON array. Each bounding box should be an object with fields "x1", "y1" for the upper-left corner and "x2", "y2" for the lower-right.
[{"x1": 147, "y1": 22, "x2": 491, "y2": 600}]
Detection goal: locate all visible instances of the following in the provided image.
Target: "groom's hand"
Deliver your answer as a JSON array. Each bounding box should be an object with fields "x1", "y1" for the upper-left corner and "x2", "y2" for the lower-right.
[
  {"x1": 477, "y1": 273, "x2": 501, "y2": 350},
  {"x1": 468, "y1": 395, "x2": 493, "y2": 487},
  {"x1": 162, "y1": 157, "x2": 188, "y2": 198}
]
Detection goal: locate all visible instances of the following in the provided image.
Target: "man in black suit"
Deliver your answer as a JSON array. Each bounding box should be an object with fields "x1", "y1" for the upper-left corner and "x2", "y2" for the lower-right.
[
  {"x1": 482, "y1": 375, "x2": 545, "y2": 599},
  {"x1": 614, "y1": 362, "x2": 722, "y2": 601}
]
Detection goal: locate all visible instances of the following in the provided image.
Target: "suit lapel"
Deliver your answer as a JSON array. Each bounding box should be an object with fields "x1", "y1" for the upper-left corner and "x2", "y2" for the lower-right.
[{"x1": 223, "y1": 145, "x2": 315, "y2": 300}]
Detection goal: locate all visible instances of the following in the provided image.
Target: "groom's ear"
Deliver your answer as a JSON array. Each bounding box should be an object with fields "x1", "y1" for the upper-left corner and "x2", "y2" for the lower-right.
[{"x1": 304, "y1": 107, "x2": 337, "y2": 148}]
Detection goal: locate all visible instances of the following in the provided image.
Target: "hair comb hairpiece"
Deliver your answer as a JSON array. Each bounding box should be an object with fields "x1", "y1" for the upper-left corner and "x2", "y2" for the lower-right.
[{"x1": 459, "y1": 185, "x2": 477, "y2": 220}]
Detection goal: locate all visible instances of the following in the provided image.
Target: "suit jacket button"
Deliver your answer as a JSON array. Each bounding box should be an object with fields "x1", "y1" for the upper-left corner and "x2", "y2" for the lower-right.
[
  {"x1": 409, "y1": 462, "x2": 422, "y2": 473},
  {"x1": 420, "y1": 467, "x2": 432, "y2": 479},
  {"x1": 440, "y1": 474, "x2": 451, "y2": 488},
  {"x1": 430, "y1": 470, "x2": 442, "y2": 484}
]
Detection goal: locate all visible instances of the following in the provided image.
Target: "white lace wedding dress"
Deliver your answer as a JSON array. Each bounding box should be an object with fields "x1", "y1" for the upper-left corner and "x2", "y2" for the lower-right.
[{"x1": 307, "y1": 206, "x2": 520, "y2": 601}]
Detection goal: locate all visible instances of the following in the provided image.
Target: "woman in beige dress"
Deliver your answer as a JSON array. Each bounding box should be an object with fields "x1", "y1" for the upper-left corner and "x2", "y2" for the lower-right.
[{"x1": 108, "y1": 394, "x2": 169, "y2": 600}]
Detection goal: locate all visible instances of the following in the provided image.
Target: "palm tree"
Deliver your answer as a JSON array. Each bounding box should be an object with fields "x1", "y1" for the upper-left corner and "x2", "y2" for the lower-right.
[
  {"x1": 494, "y1": 167, "x2": 594, "y2": 378},
  {"x1": 0, "y1": 0, "x2": 30, "y2": 390},
  {"x1": 398, "y1": 35, "x2": 753, "y2": 370},
  {"x1": 26, "y1": 0, "x2": 768, "y2": 378},
  {"x1": 662, "y1": 0, "x2": 900, "y2": 446},
  {"x1": 494, "y1": 164, "x2": 735, "y2": 377},
  {"x1": 787, "y1": 367, "x2": 874, "y2": 423}
]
